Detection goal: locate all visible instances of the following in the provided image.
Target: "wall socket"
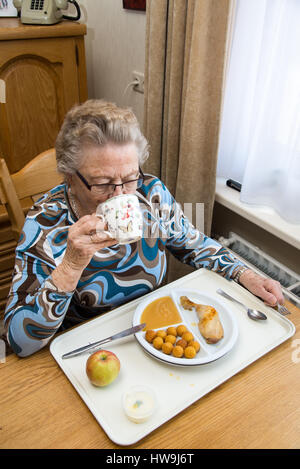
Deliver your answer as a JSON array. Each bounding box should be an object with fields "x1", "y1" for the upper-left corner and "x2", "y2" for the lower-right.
[{"x1": 132, "y1": 71, "x2": 144, "y2": 94}]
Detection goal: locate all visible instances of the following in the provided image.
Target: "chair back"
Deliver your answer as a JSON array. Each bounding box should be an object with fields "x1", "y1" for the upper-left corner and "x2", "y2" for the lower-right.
[{"x1": 0, "y1": 148, "x2": 63, "y2": 240}]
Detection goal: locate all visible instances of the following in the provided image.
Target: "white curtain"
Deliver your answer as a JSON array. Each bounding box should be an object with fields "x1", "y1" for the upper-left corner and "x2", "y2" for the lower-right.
[{"x1": 217, "y1": 0, "x2": 300, "y2": 224}]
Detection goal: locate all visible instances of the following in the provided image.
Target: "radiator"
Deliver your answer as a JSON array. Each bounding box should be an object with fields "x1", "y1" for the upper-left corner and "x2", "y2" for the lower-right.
[{"x1": 217, "y1": 232, "x2": 300, "y2": 307}]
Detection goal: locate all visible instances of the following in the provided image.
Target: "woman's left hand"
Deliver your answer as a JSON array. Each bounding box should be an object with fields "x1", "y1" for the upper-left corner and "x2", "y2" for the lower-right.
[{"x1": 239, "y1": 269, "x2": 285, "y2": 306}]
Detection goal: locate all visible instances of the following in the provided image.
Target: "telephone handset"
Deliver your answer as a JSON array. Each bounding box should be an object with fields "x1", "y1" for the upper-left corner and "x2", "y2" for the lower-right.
[{"x1": 13, "y1": 0, "x2": 81, "y2": 25}]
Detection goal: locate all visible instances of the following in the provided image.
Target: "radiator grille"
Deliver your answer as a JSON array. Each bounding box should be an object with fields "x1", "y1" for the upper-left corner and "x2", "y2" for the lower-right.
[{"x1": 217, "y1": 232, "x2": 300, "y2": 307}]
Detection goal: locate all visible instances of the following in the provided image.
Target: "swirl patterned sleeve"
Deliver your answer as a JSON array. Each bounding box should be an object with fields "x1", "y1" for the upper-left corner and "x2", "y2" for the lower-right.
[
  {"x1": 145, "y1": 179, "x2": 246, "y2": 279},
  {"x1": 167, "y1": 204, "x2": 245, "y2": 278},
  {"x1": 4, "y1": 219, "x2": 74, "y2": 358}
]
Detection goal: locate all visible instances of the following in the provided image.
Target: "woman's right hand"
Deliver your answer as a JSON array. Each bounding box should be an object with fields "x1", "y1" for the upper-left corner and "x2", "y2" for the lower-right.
[{"x1": 52, "y1": 215, "x2": 116, "y2": 292}]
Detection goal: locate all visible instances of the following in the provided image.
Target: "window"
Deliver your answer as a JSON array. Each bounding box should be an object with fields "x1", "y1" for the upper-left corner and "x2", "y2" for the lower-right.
[{"x1": 217, "y1": 0, "x2": 300, "y2": 224}]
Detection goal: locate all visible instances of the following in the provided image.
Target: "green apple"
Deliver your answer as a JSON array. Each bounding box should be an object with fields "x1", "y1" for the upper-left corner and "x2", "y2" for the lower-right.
[{"x1": 86, "y1": 349, "x2": 120, "y2": 387}]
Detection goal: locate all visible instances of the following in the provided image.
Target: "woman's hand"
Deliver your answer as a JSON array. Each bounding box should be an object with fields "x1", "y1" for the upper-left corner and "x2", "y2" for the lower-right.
[
  {"x1": 239, "y1": 269, "x2": 285, "y2": 306},
  {"x1": 52, "y1": 215, "x2": 116, "y2": 292},
  {"x1": 63, "y1": 214, "x2": 116, "y2": 271}
]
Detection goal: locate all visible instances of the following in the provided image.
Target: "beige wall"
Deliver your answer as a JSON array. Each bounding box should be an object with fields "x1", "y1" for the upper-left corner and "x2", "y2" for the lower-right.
[{"x1": 78, "y1": 0, "x2": 146, "y2": 125}]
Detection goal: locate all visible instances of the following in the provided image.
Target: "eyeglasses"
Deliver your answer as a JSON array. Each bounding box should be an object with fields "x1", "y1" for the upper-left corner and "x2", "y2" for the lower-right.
[{"x1": 75, "y1": 167, "x2": 145, "y2": 195}]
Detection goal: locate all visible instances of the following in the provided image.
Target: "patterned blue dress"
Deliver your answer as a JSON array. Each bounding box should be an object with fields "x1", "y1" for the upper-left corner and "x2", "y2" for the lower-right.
[{"x1": 4, "y1": 176, "x2": 245, "y2": 357}]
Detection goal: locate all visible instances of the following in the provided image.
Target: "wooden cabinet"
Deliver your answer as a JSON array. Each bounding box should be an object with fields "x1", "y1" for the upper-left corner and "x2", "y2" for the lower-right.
[
  {"x1": 0, "y1": 18, "x2": 88, "y2": 173},
  {"x1": 0, "y1": 19, "x2": 88, "y2": 319}
]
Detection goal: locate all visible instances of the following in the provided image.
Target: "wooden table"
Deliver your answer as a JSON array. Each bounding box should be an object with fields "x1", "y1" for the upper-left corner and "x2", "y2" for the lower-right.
[{"x1": 1, "y1": 300, "x2": 300, "y2": 449}]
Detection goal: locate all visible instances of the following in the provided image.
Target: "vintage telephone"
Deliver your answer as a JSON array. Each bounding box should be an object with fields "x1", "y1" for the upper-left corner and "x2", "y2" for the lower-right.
[{"x1": 13, "y1": 0, "x2": 81, "y2": 25}]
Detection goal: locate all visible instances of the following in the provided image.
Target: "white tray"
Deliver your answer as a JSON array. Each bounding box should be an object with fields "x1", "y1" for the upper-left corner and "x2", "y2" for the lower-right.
[{"x1": 50, "y1": 269, "x2": 296, "y2": 446}]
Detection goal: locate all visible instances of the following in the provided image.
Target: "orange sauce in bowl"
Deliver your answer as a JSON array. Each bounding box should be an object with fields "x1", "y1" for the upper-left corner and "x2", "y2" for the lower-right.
[{"x1": 140, "y1": 296, "x2": 182, "y2": 330}]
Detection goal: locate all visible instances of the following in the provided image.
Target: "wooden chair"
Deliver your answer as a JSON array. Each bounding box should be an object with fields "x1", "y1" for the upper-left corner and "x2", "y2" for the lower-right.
[{"x1": 0, "y1": 148, "x2": 63, "y2": 241}]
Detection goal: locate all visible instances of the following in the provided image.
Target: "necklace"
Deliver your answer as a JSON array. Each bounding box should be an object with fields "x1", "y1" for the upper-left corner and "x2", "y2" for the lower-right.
[{"x1": 68, "y1": 188, "x2": 81, "y2": 219}]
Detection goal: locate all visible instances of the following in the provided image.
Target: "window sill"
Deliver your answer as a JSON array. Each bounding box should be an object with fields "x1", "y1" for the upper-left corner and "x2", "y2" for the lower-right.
[{"x1": 215, "y1": 177, "x2": 300, "y2": 250}]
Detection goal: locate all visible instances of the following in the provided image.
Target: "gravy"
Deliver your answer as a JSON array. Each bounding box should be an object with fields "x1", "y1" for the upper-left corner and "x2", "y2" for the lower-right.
[{"x1": 141, "y1": 296, "x2": 182, "y2": 330}]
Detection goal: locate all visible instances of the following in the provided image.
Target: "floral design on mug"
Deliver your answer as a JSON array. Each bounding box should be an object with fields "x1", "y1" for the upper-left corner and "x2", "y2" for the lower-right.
[{"x1": 97, "y1": 195, "x2": 143, "y2": 243}]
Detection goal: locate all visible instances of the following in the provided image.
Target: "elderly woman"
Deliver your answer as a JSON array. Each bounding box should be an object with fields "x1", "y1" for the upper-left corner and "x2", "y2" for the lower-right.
[{"x1": 4, "y1": 100, "x2": 284, "y2": 357}]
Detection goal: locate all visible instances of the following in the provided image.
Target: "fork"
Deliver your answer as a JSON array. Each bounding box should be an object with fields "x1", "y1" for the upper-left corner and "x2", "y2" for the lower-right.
[{"x1": 276, "y1": 303, "x2": 291, "y2": 316}]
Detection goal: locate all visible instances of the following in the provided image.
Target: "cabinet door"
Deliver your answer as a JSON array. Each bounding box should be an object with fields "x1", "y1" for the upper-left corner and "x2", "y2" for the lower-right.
[{"x1": 0, "y1": 37, "x2": 83, "y2": 173}]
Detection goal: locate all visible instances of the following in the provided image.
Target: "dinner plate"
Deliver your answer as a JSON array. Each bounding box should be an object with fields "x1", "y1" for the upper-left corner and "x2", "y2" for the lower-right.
[{"x1": 133, "y1": 288, "x2": 239, "y2": 366}]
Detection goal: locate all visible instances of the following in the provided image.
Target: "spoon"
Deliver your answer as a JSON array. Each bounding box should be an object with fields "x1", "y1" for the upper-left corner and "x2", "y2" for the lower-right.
[{"x1": 216, "y1": 289, "x2": 267, "y2": 321}]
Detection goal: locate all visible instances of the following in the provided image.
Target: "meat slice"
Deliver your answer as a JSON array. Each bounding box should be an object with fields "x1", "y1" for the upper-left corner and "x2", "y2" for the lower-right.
[
  {"x1": 180, "y1": 296, "x2": 224, "y2": 344},
  {"x1": 196, "y1": 304, "x2": 224, "y2": 344}
]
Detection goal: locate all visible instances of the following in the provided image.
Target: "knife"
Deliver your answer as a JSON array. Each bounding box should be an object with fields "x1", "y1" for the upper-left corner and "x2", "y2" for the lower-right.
[{"x1": 61, "y1": 323, "x2": 146, "y2": 359}]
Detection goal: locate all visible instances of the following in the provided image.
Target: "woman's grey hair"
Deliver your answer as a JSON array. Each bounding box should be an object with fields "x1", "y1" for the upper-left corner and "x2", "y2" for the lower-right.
[{"x1": 55, "y1": 99, "x2": 149, "y2": 176}]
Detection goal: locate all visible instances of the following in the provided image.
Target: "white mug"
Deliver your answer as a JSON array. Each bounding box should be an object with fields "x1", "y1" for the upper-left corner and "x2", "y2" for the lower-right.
[{"x1": 96, "y1": 194, "x2": 143, "y2": 244}]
